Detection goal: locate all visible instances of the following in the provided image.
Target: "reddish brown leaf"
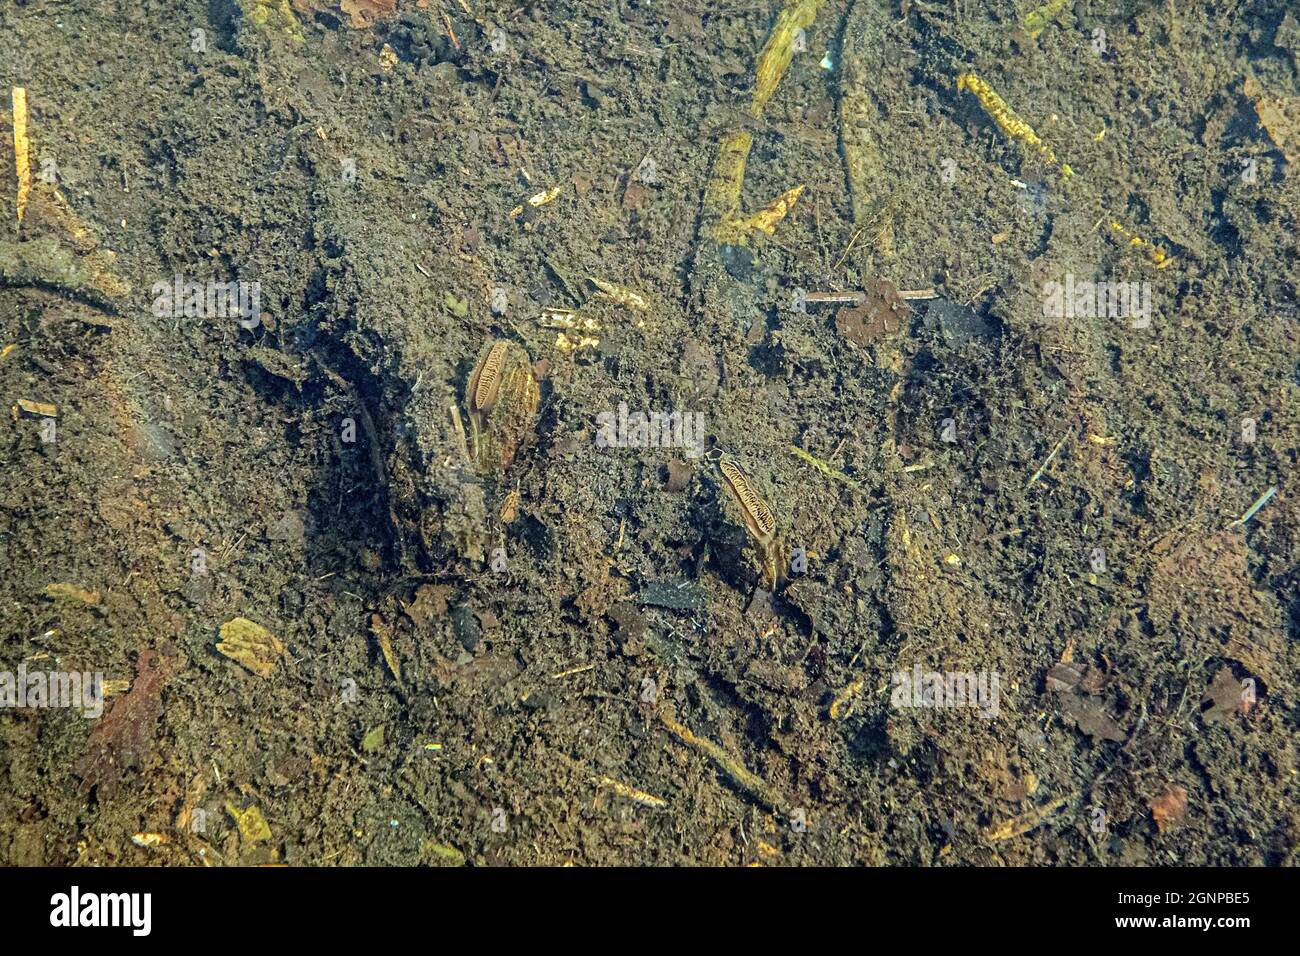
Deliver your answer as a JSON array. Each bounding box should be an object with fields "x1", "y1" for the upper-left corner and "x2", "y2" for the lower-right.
[
  {"x1": 339, "y1": 0, "x2": 397, "y2": 28},
  {"x1": 76, "y1": 649, "x2": 179, "y2": 799},
  {"x1": 1150, "y1": 785, "x2": 1188, "y2": 832},
  {"x1": 1057, "y1": 691, "x2": 1126, "y2": 742},
  {"x1": 1201, "y1": 666, "x2": 1256, "y2": 725}
]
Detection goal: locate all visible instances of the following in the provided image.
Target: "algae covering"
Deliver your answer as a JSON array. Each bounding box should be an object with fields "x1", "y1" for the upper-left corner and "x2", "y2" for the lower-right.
[{"x1": 0, "y1": 0, "x2": 1297, "y2": 870}]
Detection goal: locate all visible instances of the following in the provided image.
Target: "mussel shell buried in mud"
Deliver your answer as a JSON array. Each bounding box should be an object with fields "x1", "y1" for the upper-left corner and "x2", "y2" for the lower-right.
[
  {"x1": 717, "y1": 455, "x2": 777, "y2": 547},
  {"x1": 468, "y1": 339, "x2": 510, "y2": 415},
  {"x1": 716, "y1": 454, "x2": 784, "y2": 591},
  {"x1": 466, "y1": 338, "x2": 540, "y2": 475}
]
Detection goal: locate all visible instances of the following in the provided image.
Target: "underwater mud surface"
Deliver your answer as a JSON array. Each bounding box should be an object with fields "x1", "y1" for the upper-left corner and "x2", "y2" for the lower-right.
[{"x1": 0, "y1": 0, "x2": 1297, "y2": 865}]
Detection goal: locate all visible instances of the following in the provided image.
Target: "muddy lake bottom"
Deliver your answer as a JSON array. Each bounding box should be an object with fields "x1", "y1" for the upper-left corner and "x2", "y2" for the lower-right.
[{"x1": 0, "y1": 0, "x2": 1298, "y2": 866}]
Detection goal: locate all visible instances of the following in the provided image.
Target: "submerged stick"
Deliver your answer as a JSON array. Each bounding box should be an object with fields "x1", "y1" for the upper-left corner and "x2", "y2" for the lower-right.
[
  {"x1": 1026, "y1": 433, "x2": 1068, "y2": 488},
  {"x1": 659, "y1": 713, "x2": 782, "y2": 813},
  {"x1": 0, "y1": 236, "x2": 123, "y2": 308},
  {"x1": 1227, "y1": 486, "x2": 1277, "y2": 530},
  {"x1": 838, "y1": 0, "x2": 891, "y2": 227}
]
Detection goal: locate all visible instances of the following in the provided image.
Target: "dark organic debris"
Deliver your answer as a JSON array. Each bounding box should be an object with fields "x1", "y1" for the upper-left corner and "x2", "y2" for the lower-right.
[
  {"x1": 834, "y1": 278, "x2": 910, "y2": 347},
  {"x1": 1200, "y1": 666, "x2": 1256, "y2": 725},
  {"x1": 639, "y1": 577, "x2": 707, "y2": 612},
  {"x1": 450, "y1": 604, "x2": 483, "y2": 652},
  {"x1": 1149, "y1": 530, "x2": 1286, "y2": 687},
  {"x1": 76, "y1": 649, "x2": 179, "y2": 799},
  {"x1": 1045, "y1": 660, "x2": 1124, "y2": 742},
  {"x1": 662, "y1": 459, "x2": 692, "y2": 493}
]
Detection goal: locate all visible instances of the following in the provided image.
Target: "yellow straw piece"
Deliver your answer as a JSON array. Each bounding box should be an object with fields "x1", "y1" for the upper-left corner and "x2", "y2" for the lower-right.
[
  {"x1": 736, "y1": 184, "x2": 805, "y2": 235},
  {"x1": 1018, "y1": 0, "x2": 1070, "y2": 40},
  {"x1": 705, "y1": 0, "x2": 823, "y2": 244},
  {"x1": 752, "y1": 0, "x2": 824, "y2": 117},
  {"x1": 598, "y1": 776, "x2": 668, "y2": 810},
  {"x1": 13, "y1": 87, "x2": 30, "y2": 225},
  {"x1": 956, "y1": 72, "x2": 1069, "y2": 176},
  {"x1": 1109, "y1": 220, "x2": 1176, "y2": 269}
]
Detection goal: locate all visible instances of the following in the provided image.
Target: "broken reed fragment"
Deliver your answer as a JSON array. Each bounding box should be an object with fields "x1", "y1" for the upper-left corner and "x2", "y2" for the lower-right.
[
  {"x1": 659, "y1": 713, "x2": 781, "y2": 812},
  {"x1": 12, "y1": 87, "x2": 30, "y2": 225},
  {"x1": 537, "y1": 307, "x2": 600, "y2": 354},
  {"x1": 2, "y1": 94, "x2": 130, "y2": 303},
  {"x1": 702, "y1": 0, "x2": 822, "y2": 244},
  {"x1": 1018, "y1": 0, "x2": 1070, "y2": 40},
  {"x1": 510, "y1": 184, "x2": 562, "y2": 217},
  {"x1": 588, "y1": 275, "x2": 648, "y2": 310},
  {"x1": 752, "y1": 0, "x2": 824, "y2": 116},
  {"x1": 702, "y1": 130, "x2": 755, "y2": 243},
  {"x1": 983, "y1": 795, "x2": 1069, "y2": 842},
  {"x1": 707, "y1": 151, "x2": 804, "y2": 244},
  {"x1": 955, "y1": 72, "x2": 1072, "y2": 177},
  {"x1": 741, "y1": 184, "x2": 806, "y2": 236},
  {"x1": 1109, "y1": 220, "x2": 1176, "y2": 269},
  {"x1": 955, "y1": 73, "x2": 1180, "y2": 268},
  {"x1": 598, "y1": 775, "x2": 668, "y2": 809},
  {"x1": 789, "y1": 444, "x2": 859, "y2": 488},
  {"x1": 14, "y1": 397, "x2": 57, "y2": 418}
]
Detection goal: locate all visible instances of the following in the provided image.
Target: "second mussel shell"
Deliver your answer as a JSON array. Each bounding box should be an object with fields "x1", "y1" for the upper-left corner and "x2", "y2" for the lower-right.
[{"x1": 466, "y1": 338, "x2": 540, "y2": 475}]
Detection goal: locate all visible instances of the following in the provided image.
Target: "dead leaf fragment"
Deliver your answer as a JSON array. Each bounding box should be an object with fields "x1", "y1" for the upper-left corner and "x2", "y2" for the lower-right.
[
  {"x1": 76, "y1": 649, "x2": 178, "y2": 798},
  {"x1": 216, "y1": 617, "x2": 284, "y2": 678},
  {"x1": 1056, "y1": 691, "x2": 1125, "y2": 742},
  {"x1": 361, "y1": 724, "x2": 385, "y2": 753},
  {"x1": 1245, "y1": 75, "x2": 1299, "y2": 164},
  {"x1": 1046, "y1": 657, "x2": 1124, "y2": 741},
  {"x1": 1149, "y1": 530, "x2": 1285, "y2": 687},
  {"x1": 369, "y1": 612, "x2": 403, "y2": 691},
  {"x1": 1044, "y1": 661, "x2": 1084, "y2": 693},
  {"x1": 1201, "y1": 666, "x2": 1256, "y2": 725},
  {"x1": 405, "y1": 583, "x2": 451, "y2": 629},
  {"x1": 339, "y1": 0, "x2": 397, "y2": 28},
  {"x1": 42, "y1": 582, "x2": 101, "y2": 606},
  {"x1": 15, "y1": 398, "x2": 57, "y2": 418},
  {"x1": 226, "y1": 802, "x2": 273, "y2": 844},
  {"x1": 737, "y1": 184, "x2": 804, "y2": 235},
  {"x1": 833, "y1": 278, "x2": 909, "y2": 347},
  {"x1": 1150, "y1": 785, "x2": 1188, "y2": 832}
]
